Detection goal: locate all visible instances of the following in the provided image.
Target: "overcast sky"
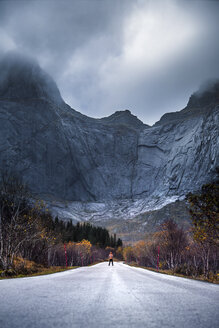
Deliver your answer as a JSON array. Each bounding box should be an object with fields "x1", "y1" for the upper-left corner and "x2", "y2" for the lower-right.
[{"x1": 0, "y1": 0, "x2": 218, "y2": 125}]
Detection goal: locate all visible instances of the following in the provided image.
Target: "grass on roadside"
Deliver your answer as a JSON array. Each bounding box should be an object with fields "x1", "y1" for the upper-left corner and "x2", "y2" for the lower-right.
[
  {"x1": 0, "y1": 266, "x2": 79, "y2": 279},
  {"x1": 0, "y1": 257, "x2": 107, "y2": 279},
  {"x1": 126, "y1": 262, "x2": 219, "y2": 284},
  {"x1": 0, "y1": 257, "x2": 79, "y2": 279}
]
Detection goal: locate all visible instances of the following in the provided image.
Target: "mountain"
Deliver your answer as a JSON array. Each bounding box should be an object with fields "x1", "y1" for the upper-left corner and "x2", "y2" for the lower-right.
[
  {"x1": 0, "y1": 53, "x2": 218, "y2": 241},
  {"x1": 155, "y1": 79, "x2": 219, "y2": 125},
  {"x1": 99, "y1": 109, "x2": 149, "y2": 130},
  {"x1": 0, "y1": 52, "x2": 64, "y2": 105}
]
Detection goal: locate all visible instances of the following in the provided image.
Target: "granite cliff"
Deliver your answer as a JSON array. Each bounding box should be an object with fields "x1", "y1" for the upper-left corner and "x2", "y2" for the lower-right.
[{"x1": 0, "y1": 54, "x2": 218, "y2": 239}]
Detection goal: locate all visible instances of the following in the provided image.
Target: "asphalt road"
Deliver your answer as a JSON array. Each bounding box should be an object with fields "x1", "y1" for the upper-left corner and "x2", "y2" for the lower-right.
[{"x1": 0, "y1": 262, "x2": 219, "y2": 328}]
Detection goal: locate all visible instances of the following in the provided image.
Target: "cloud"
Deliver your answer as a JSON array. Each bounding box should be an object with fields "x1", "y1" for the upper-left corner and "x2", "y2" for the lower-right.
[
  {"x1": 0, "y1": 28, "x2": 16, "y2": 54},
  {"x1": 0, "y1": 0, "x2": 219, "y2": 125}
]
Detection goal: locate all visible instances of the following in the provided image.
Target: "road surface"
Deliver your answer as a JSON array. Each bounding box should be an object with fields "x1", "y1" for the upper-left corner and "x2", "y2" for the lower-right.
[{"x1": 0, "y1": 262, "x2": 218, "y2": 328}]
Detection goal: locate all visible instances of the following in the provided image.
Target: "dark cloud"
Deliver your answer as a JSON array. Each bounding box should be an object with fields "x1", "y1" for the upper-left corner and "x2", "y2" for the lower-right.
[{"x1": 0, "y1": 0, "x2": 219, "y2": 125}]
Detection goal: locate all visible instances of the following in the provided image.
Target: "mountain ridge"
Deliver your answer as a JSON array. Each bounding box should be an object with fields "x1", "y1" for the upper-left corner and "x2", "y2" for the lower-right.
[
  {"x1": 0, "y1": 54, "x2": 218, "y2": 240},
  {"x1": 99, "y1": 109, "x2": 149, "y2": 130},
  {"x1": 2, "y1": 52, "x2": 218, "y2": 126}
]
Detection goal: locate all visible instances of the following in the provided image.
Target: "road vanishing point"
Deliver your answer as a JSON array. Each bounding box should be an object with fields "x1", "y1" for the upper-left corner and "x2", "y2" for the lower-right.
[{"x1": 0, "y1": 262, "x2": 218, "y2": 328}]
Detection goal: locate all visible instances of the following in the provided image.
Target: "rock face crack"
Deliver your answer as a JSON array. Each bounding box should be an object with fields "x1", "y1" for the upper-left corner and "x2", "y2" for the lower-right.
[{"x1": 137, "y1": 144, "x2": 164, "y2": 153}]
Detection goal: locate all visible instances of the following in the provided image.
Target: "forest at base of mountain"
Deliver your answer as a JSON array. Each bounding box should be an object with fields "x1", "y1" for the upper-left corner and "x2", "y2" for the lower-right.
[{"x1": 0, "y1": 169, "x2": 218, "y2": 280}]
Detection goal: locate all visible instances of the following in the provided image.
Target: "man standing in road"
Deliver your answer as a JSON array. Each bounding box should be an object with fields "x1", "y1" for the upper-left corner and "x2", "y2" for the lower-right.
[{"x1": 108, "y1": 252, "x2": 114, "y2": 266}]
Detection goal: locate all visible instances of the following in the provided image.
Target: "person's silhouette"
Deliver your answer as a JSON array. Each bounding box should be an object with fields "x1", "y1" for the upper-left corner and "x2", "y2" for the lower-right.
[{"x1": 108, "y1": 252, "x2": 114, "y2": 266}]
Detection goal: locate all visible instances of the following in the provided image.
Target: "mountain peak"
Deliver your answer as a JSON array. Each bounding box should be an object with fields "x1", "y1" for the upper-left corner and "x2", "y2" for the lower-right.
[
  {"x1": 187, "y1": 79, "x2": 219, "y2": 109},
  {"x1": 0, "y1": 52, "x2": 64, "y2": 105},
  {"x1": 114, "y1": 109, "x2": 131, "y2": 115},
  {"x1": 100, "y1": 109, "x2": 149, "y2": 130},
  {"x1": 155, "y1": 79, "x2": 219, "y2": 126}
]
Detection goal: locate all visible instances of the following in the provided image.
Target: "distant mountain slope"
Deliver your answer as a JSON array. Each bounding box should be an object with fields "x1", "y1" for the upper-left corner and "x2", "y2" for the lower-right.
[
  {"x1": 102, "y1": 200, "x2": 191, "y2": 242},
  {"x1": 0, "y1": 53, "x2": 218, "y2": 236}
]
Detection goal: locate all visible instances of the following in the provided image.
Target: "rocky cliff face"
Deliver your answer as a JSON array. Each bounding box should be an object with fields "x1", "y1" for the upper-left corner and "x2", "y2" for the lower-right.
[{"x1": 0, "y1": 54, "x2": 218, "y2": 233}]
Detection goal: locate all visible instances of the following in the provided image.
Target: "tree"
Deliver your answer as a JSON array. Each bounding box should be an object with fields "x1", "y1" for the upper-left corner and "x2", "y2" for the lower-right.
[
  {"x1": 116, "y1": 246, "x2": 123, "y2": 260},
  {"x1": 75, "y1": 239, "x2": 92, "y2": 266},
  {"x1": 154, "y1": 220, "x2": 188, "y2": 271},
  {"x1": 0, "y1": 172, "x2": 53, "y2": 271},
  {"x1": 133, "y1": 241, "x2": 148, "y2": 265},
  {"x1": 123, "y1": 246, "x2": 135, "y2": 263},
  {"x1": 187, "y1": 172, "x2": 219, "y2": 277},
  {"x1": 116, "y1": 238, "x2": 123, "y2": 247}
]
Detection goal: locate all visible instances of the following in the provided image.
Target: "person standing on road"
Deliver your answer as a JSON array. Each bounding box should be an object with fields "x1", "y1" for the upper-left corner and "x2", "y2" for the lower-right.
[{"x1": 108, "y1": 252, "x2": 114, "y2": 266}]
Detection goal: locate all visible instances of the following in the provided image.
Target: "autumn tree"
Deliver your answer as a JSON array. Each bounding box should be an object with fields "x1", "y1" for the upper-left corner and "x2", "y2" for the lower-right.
[
  {"x1": 133, "y1": 241, "x2": 148, "y2": 266},
  {"x1": 187, "y1": 171, "x2": 219, "y2": 277},
  {"x1": 116, "y1": 246, "x2": 123, "y2": 260},
  {"x1": 123, "y1": 246, "x2": 135, "y2": 263},
  {"x1": 75, "y1": 239, "x2": 92, "y2": 266},
  {"x1": 154, "y1": 220, "x2": 188, "y2": 271},
  {"x1": 0, "y1": 172, "x2": 54, "y2": 271}
]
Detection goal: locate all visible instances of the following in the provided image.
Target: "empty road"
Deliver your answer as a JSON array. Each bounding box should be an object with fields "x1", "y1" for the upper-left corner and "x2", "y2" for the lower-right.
[{"x1": 0, "y1": 262, "x2": 218, "y2": 328}]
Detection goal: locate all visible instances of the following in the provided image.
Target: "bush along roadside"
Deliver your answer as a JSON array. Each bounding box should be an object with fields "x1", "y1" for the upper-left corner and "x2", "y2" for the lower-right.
[
  {"x1": 125, "y1": 262, "x2": 219, "y2": 284},
  {"x1": 0, "y1": 257, "x2": 79, "y2": 279}
]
